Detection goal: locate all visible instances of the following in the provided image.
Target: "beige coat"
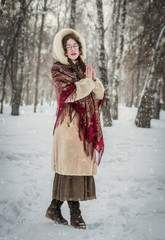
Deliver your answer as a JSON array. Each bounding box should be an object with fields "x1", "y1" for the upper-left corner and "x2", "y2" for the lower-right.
[
  {"x1": 51, "y1": 77, "x2": 104, "y2": 176},
  {"x1": 51, "y1": 28, "x2": 104, "y2": 176}
]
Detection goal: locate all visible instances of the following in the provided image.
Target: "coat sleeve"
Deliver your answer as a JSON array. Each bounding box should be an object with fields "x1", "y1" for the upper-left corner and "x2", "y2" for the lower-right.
[
  {"x1": 65, "y1": 78, "x2": 95, "y2": 103},
  {"x1": 51, "y1": 64, "x2": 95, "y2": 103},
  {"x1": 92, "y1": 77, "x2": 105, "y2": 100}
]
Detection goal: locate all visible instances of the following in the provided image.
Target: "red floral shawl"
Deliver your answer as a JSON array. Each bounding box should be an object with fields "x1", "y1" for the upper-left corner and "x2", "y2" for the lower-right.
[{"x1": 51, "y1": 61, "x2": 104, "y2": 165}]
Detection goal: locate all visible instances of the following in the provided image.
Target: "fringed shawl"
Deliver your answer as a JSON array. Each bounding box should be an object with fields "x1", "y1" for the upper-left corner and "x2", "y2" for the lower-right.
[{"x1": 51, "y1": 61, "x2": 104, "y2": 165}]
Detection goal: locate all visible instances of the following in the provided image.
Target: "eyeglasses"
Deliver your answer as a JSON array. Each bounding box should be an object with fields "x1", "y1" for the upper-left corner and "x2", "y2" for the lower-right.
[{"x1": 66, "y1": 43, "x2": 79, "y2": 50}]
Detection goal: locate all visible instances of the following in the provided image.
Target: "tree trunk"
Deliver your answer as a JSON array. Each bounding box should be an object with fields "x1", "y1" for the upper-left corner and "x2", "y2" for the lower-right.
[
  {"x1": 110, "y1": 0, "x2": 120, "y2": 119},
  {"x1": 152, "y1": 79, "x2": 163, "y2": 119},
  {"x1": 0, "y1": 62, "x2": 7, "y2": 114},
  {"x1": 70, "y1": 0, "x2": 76, "y2": 29},
  {"x1": 28, "y1": 1, "x2": 39, "y2": 106},
  {"x1": 111, "y1": 75, "x2": 118, "y2": 118},
  {"x1": 162, "y1": 79, "x2": 165, "y2": 111},
  {"x1": 24, "y1": 8, "x2": 32, "y2": 105},
  {"x1": 135, "y1": 26, "x2": 165, "y2": 127},
  {"x1": 49, "y1": 80, "x2": 53, "y2": 106},
  {"x1": 0, "y1": 0, "x2": 6, "y2": 113},
  {"x1": 0, "y1": 0, "x2": 6, "y2": 76},
  {"x1": 129, "y1": 73, "x2": 135, "y2": 107},
  {"x1": 96, "y1": 0, "x2": 112, "y2": 126},
  {"x1": 111, "y1": 0, "x2": 127, "y2": 119},
  {"x1": 11, "y1": 16, "x2": 25, "y2": 115},
  {"x1": 34, "y1": 0, "x2": 47, "y2": 113},
  {"x1": 135, "y1": 66, "x2": 140, "y2": 107},
  {"x1": 160, "y1": 64, "x2": 165, "y2": 111},
  {"x1": 41, "y1": 89, "x2": 44, "y2": 106},
  {"x1": 26, "y1": 74, "x2": 30, "y2": 105}
]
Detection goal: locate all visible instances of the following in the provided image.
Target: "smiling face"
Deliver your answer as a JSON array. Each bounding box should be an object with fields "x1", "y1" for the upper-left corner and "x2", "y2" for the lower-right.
[{"x1": 65, "y1": 38, "x2": 80, "y2": 61}]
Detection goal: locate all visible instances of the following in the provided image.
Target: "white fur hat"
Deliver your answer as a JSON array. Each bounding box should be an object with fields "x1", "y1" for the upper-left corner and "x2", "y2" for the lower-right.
[{"x1": 53, "y1": 28, "x2": 86, "y2": 65}]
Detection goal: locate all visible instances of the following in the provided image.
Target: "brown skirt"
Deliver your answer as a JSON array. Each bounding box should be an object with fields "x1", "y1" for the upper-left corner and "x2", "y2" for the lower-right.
[{"x1": 52, "y1": 173, "x2": 96, "y2": 201}]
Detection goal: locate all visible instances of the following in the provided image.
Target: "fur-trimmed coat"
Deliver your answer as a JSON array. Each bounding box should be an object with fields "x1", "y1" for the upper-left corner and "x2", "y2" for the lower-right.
[{"x1": 51, "y1": 66, "x2": 104, "y2": 176}]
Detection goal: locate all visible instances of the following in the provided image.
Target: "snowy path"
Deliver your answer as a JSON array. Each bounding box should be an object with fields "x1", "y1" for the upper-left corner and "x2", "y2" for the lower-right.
[{"x1": 0, "y1": 105, "x2": 165, "y2": 240}]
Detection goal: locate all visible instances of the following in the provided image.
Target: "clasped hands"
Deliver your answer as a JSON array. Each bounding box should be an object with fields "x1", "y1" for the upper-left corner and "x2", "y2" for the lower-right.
[{"x1": 85, "y1": 65, "x2": 96, "y2": 81}]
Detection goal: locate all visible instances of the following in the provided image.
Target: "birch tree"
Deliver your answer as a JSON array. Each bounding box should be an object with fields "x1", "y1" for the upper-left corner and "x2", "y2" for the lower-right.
[
  {"x1": 96, "y1": 0, "x2": 112, "y2": 126},
  {"x1": 0, "y1": 0, "x2": 10, "y2": 113},
  {"x1": 11, "y1": 0, "x2": 32, "y2": 115},
  {"x1": 110, "y1": 0, "x2": 127, "y2": 120},
  {"x1": 34, "y1": 0, "x2": 47, "y2": 113},
  {"x1": 11, "y1": 21, "x2": 25, "y2": 115},
  {"x1": 135, "y1": 26, "x2": 165, "y2": 127},
  {"x1": 0, "y1": 0, "x2": 6, "y2": 76}
]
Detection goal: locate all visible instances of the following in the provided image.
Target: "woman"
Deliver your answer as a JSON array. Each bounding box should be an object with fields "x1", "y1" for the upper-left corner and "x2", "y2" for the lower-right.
[{"x1": 46, "y1": 28, "x2": 105, "y2": 229}]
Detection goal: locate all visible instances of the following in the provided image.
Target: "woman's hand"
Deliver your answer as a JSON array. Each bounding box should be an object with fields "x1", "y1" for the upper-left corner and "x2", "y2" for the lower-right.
[
  {"x1": 85, "y1": 65, "x2": 96, "y2": 81},
  {"x1": 92, "y1": 69, "x2": 95, "y2": 81}
]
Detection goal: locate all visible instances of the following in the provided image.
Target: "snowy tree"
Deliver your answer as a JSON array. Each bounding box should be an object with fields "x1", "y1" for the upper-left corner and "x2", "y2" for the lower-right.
[
  {"x1": 135, "y1": 26, "x2": 165, "y2": 127},
  {"x1": 34, "y1": 0, "x2": 48, "y2": 113},
  {"x1": 96, "y1": 0, "x2": 112, "y2": 126},
  {"x1": 110, "y1": 0, "x2": 127, "y2": 120},
  {"x1": 134, "y1": 0, "x2": 165, "y2": 127},
  {"x1": 11, "y1": 6, "x2": 25, "y2": 115}
]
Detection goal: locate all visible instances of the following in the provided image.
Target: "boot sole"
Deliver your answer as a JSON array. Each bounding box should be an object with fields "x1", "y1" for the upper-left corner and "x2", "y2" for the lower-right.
[
  {"x1": 45, "y1": 212, "x2": 68, "y2": 225},
  {"x1": 71, "y1": 223, "x2": 86, "y2": 229}
]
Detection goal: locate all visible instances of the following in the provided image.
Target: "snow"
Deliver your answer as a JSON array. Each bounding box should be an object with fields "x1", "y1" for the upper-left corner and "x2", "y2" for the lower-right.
[{"x1": 0, "y1": 104, "x2": 165, "y2": 240}]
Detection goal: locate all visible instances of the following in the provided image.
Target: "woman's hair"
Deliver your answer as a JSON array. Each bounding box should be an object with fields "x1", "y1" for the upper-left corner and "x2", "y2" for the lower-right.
[{"x1": 62, "y1": 33, "x2": 86, "y2": 79}]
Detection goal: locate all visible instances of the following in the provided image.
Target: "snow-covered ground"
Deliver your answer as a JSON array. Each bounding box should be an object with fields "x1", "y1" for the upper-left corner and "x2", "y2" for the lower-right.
[{"x1": 0, "y1": 104, "x2": 165, "y2": 240}]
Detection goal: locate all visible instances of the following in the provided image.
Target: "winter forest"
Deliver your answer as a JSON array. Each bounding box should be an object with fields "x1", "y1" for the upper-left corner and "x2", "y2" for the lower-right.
[
  {"x1": 0, "y1": 0, "x2": 165, "y2": 240},
  {"x1": 0, "y1": 0, "x2": 165, "y2": 125}
]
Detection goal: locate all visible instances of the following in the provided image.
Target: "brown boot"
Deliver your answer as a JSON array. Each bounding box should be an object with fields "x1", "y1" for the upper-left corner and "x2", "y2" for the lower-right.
[
  {"x1": 67, "y1": 201, "x2": 86, "y2": 229},
  {"x1": 45, "y1": 199, "x2": 68, "y2": 225}
]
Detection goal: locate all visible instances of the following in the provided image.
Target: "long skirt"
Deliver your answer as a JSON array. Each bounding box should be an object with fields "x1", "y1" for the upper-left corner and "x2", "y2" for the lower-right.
[{"x1": 52, "y1": 173, "x2": 96, "y2": 201}]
